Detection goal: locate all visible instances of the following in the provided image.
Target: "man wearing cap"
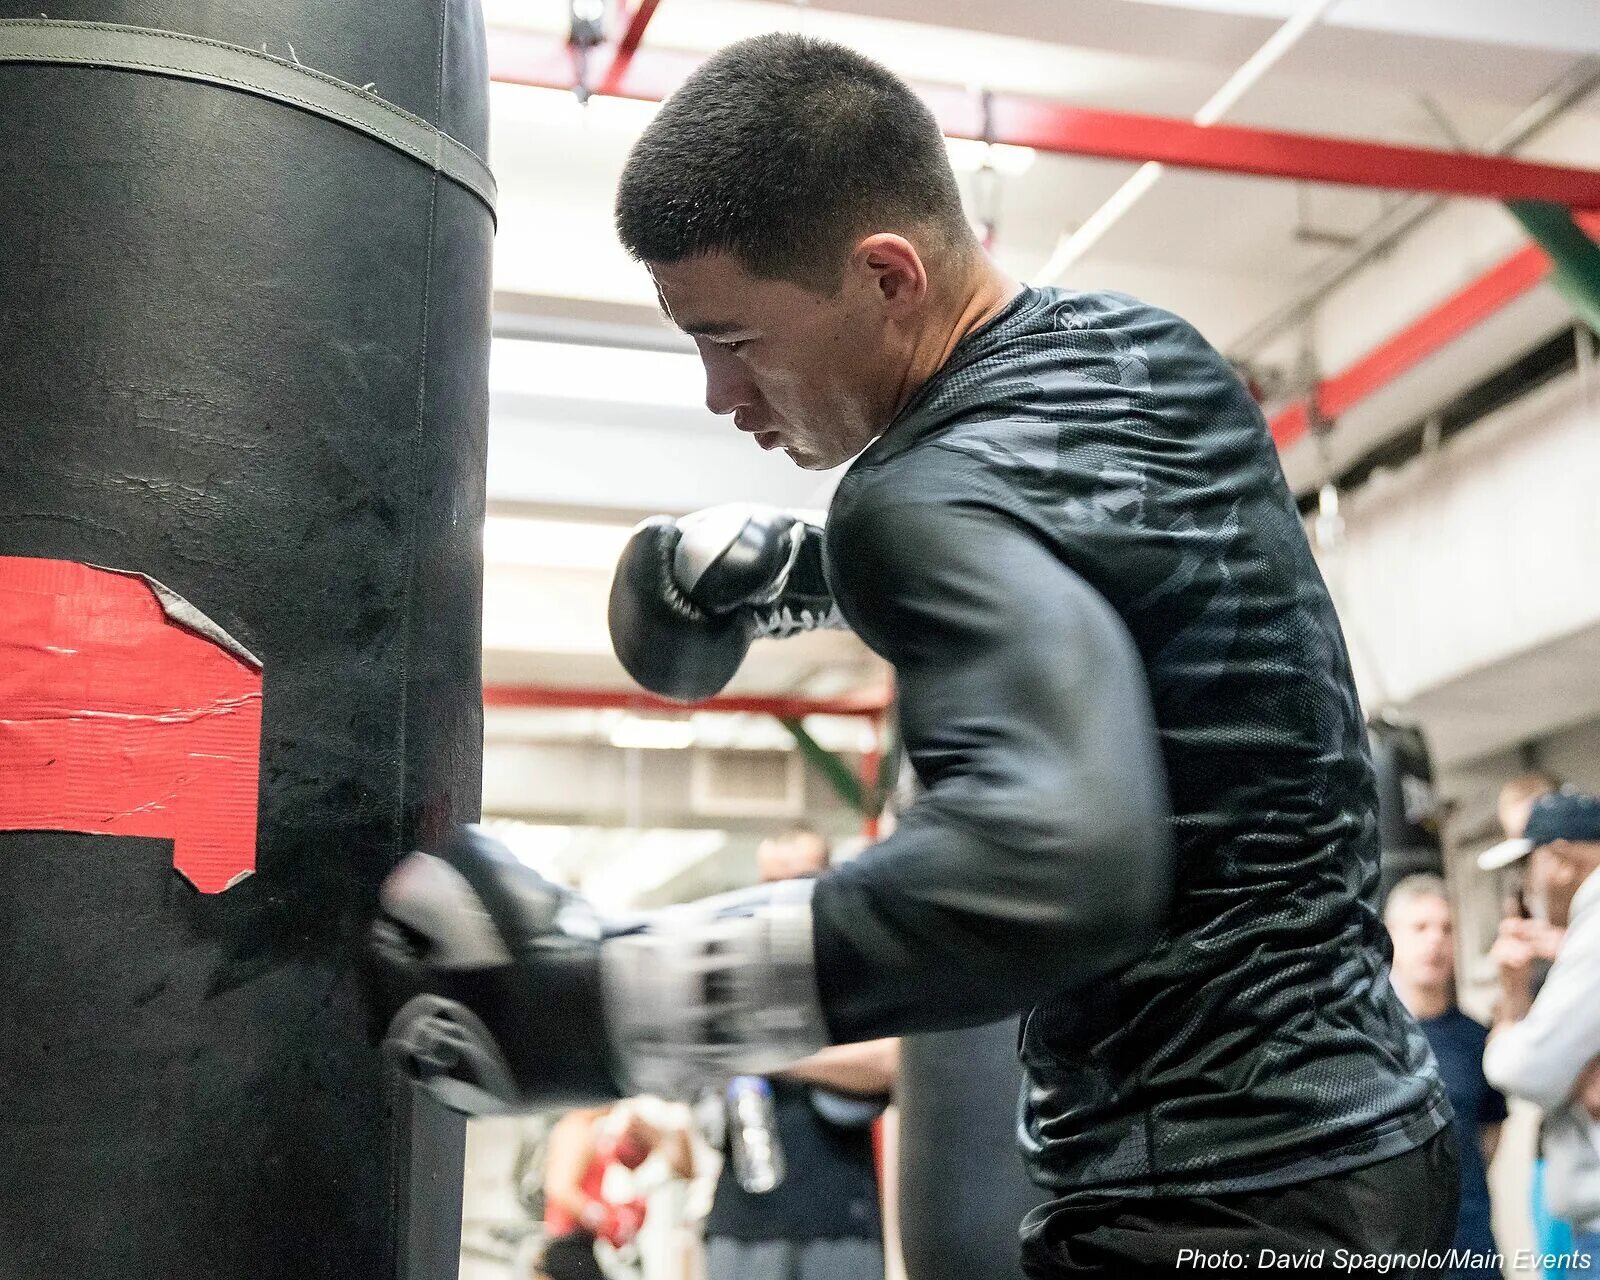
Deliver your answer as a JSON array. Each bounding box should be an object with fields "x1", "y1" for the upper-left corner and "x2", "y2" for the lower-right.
[
  {"x1": 1484, "y1": 791, "x2": 1600, "y2": 1279},
  {"x1": 1481, "y1": 773, "x2": 1577, "y2": 1278},
  {"x1": 1480, "y1": 772, "x2": 1568, "y2": 959}
]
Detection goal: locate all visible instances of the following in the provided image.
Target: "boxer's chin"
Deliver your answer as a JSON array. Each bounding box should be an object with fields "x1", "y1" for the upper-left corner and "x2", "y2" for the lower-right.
[{"x1": 785, "y1": 442, "x2": 831, "y2": 471}]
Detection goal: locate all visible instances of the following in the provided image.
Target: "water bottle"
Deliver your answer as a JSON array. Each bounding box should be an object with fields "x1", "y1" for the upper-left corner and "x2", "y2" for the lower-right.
[{"x1": 726, "y1": 1075, "x2": 785, "y2": 1193}]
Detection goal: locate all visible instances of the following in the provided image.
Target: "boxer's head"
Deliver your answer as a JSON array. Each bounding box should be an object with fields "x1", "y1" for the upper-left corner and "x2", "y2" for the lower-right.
[{"x1": 617, "y1": 34, "x2": 986, "y2": 471}]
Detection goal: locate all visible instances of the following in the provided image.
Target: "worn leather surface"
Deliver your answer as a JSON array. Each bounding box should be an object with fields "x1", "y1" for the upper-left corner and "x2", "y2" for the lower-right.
[{"x1": 0, "y1": 1, "x2": 492, "y2": 1275}]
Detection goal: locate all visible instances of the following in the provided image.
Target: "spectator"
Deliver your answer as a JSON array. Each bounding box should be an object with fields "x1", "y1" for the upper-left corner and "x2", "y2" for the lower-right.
[
  {"x1": 703, "y1": 827, "x2": 897, "y2": 1280},
  {"x1": 1485, "y1": 772, "x2": 1567, "y2": 941},
  {"x1": 541, "y1": 1104, "x2": 693, "y2": 1280},
  {"x1": 1386, "y1": 875, "x2": 1507, "y2": 1280},
  {"x1": 1485, "y1": 792, "x2": 1600, "y2": 1280},
  {"x1": 1497, "y1": 773, "x2": 1563, "y2": 855},
  {"x1": 1482, "y1": 772, "x2": 1575, "y2": 1276}
]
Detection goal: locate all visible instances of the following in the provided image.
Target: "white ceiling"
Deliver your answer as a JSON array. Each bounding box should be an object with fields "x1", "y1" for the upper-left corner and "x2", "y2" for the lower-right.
[
  {"x1": 484, "y1": 1, "x2": 1600, "y2": 367},
  {"x1": 1401, "y1": 620, "x2": 1600, "y2": 769}
]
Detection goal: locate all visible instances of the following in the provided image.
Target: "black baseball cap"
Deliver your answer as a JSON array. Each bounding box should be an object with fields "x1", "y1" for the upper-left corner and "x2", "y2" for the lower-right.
[{"x1": 1479, "y1": 789, "x2": 1600, "y2": 870}]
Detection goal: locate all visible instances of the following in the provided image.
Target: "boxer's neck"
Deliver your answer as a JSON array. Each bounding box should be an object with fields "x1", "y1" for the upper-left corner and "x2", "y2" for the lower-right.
[{"x1": 888, "y1": 252, "x2": 1022, "y2": 424}]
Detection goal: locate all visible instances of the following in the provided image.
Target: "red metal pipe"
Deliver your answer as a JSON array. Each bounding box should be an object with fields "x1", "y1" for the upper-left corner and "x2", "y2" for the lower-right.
[
  {"x1": 483, "y1": 684, "x2": 892, "y2": 719},
  {"x1": 859, "y1": 730, "x2": 884, "y2": 840},
  {"x1": 1268, "y1": 400, "x2": 1313, "y2": 450},
  {"x1": 597, "y1": 0, "x2": 665, "y2": 99},
  {"x1": 493, "y1": 24, "x2": 676, "y2": 98},
  {"x1": 488, "y1": 30, "x2": 1600, "y2": 208},
  {"x1": 1318, "y1": 246, "x2": 1551, "y2": 421},
  {"x1": 960, "y1": 94, "x2": 1600, "y2": 209},
  {"x1": 1269, "y1": 210, "x2": 1600, "y2": 449}
]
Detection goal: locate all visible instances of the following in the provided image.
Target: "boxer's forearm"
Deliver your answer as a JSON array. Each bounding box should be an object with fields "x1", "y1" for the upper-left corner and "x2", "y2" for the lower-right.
[
  {"x1": 813, "y1": 796, "x2": 1168, "y2": 1041},
  {"x1": 599, "y1": 880, "x2": 833, "y2": 1097},
  {"x1": 778, "y1": 1038, "x2": 899, "y2": 1096}
]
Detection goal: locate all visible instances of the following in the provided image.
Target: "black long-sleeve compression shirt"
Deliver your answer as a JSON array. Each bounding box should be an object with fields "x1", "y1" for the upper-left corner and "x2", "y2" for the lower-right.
[{"x1": 801, "y1": 285, "x2": 1448, "y2": 1203}]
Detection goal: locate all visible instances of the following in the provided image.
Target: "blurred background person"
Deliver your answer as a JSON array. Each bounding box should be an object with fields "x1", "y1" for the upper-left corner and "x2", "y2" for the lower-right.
[
  {"x1": 702, "y1": 826, "x2": 898, "y2": 1280},
  {"x1": 1485, "y1": 792, "x2": 1600, "y2": 1280},
  {"x1": 540, "y1": 1104, "x2": 694, "y2": 1280},
  {"x1": 1489, "y1": 772, "x2": 1568, "y2": 959},
  {"x1": 1498, "y1": 774, "x2": 1563, "y2": 858},
  {"x1": 1386, "y1": 874, "x2": 1507, "y2": 1280},
  {"x1": 1483, "y1": 772, "x2": 1575, "y2": 1277}
]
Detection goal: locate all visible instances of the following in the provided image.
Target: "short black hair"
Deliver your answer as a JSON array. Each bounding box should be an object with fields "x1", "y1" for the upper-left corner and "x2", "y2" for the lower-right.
[{"x1": 615, "y1": 33, "x2": 972, "y2": 290}]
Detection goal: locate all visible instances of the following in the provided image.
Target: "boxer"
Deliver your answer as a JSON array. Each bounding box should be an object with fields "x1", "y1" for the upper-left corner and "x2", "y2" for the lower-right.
[{"x1": 374, "y1": 34, "x2": 1457, "y2": 1278}]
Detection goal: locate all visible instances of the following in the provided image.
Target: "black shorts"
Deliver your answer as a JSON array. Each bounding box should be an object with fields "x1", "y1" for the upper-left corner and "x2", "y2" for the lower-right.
[
  {"x1": 1021, "y1": 1126, "x2": 1460, "y2": 1279},
  {"x1": 541, "y1": 1232, "x2": 605, "y2": 1280}
]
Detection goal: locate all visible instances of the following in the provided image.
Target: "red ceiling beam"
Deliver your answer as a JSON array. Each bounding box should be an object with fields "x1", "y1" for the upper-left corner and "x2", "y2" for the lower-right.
[
  {"x1": 489, "y1": 29, "x2": 1600, "y2": 208},
  {"x1": 947, "y1": 94, "x2": 1600, "y2": 209},
  {"x1": 492, "y1": 24, "x2": 683, "y2": 99},
  {"x1": 1269, "y1": 210, "x2": 1600, "y2": 450},
  {"x1": 483, "y1": 684, "x2": 892, "y2": 719},
  {"x1": 596, "y1": 0, "x2": 665, "y2": 99}
]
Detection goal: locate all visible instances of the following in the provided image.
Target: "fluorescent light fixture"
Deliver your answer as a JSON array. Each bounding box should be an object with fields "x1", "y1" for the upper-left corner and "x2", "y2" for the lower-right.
[
  {"x1": 609, "y1": 716, "x2": 697, "y2": 750},
  {"x1": 579, "y1": 826, "x2": 730, "y2": 910},
  {"x1": 946, "y1": 138, "x2": 1036, "y2": 177},
  {"x1": 490, "y1": 80, "x2": 662, "y2": 133},
  {"x1": 490, "y1": 337, "x2": 707, "y2": 409},
  {"x1": 1035, "y1": 161, "x2": 1164, "y2": 284},
  {"x1": 483, "y1": 515, "x2": 635, "y2": 571},
  {"x1": 1033, "y1": 0, "x2": 1337, "y2": 286},
  {"x1": 476, "y1": 818, "x2": 576, "y2": 879}
]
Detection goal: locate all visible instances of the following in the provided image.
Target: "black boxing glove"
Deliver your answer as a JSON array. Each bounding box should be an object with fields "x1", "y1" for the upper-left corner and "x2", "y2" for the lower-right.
[
  {"x1": 373, "y1": 826, "x2": 832, "y2": 1114},
  {"x1": 371, "y1": 825, "x2": 622, "y2": 1113},
  {"x1": 608, "y1": 505, "x2": 843, "y2": 701}
]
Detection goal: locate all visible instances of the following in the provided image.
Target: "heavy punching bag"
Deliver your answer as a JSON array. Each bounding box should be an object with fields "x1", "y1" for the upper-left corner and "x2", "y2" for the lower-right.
[
  {"x1": 898, "y1": 1022, "x2": 1047, "y2": 1280},
  {"x1": 1368, "y1": 717, "x2": 1443, "y2": 907},
  {"x1": 0, "y1": 4, "x2": 493, "y2": 1278}
]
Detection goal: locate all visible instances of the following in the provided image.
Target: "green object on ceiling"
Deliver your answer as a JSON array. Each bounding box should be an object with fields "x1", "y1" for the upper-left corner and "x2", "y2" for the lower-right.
[
  {"x1": 1507, "y1": 200, "x2": 1600, "y2": 335},
  {"x1": 779, "y1": 714, "x2": 901, "y2": 819}
]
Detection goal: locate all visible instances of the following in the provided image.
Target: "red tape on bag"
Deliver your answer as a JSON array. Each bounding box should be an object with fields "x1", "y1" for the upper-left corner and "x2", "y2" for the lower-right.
[{"x1": 0, "y1": 557, "x2": 263, "y2": 892}]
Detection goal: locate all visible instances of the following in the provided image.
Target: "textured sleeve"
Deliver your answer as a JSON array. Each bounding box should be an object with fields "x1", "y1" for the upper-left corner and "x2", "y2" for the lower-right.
[{"x1": 811, "y1": 496, "x2": 1174, "y2": 1042}]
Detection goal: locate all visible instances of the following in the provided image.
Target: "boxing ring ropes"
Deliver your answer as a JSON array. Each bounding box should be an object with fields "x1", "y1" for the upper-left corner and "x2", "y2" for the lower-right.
[{"x1": 489, "y1": 4, "x2": 1600, "y2": 454}]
